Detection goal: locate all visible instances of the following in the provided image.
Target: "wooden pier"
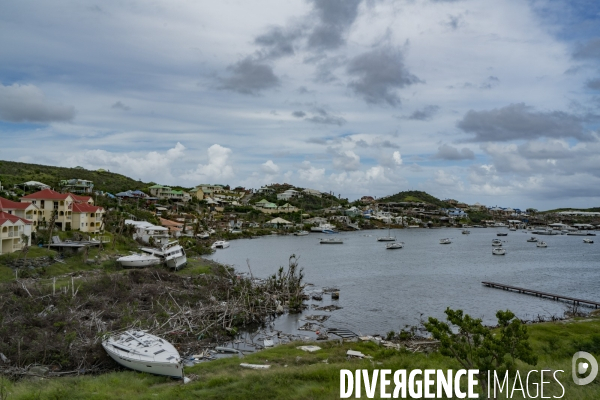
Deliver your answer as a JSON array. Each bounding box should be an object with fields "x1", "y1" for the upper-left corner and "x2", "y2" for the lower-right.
[{"x1": 482, "y1": 281, "x2": 600, "y2": 309}]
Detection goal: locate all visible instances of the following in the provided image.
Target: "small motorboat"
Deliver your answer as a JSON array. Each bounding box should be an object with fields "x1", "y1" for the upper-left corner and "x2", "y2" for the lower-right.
[
  {"x1": 497, "y1": 232, "x2": 508, "y2": 236},
  {"x1": 492, "y1": 239, "x2": 503, "y2": 246},
  {"x1": 492, "y1": 247, "x2": 506, "y2": 255},
  {"x1": 386, "y1": 242, "x2": 404, "y2": 249},
  {"x1": 583, "y1": 238, "x2": 594, "y2": 244},
  {"x1": 117, "y1": 253, "x2": 162, "y2": 268},
  {"x1": 320, "y1": 238, "x2": 343, "y2": 244},
  {"x1": 526, "y1": 237, "x2": 537, "y2": 242},
  {"x1": 536, "y1": 241, "x2": 547, "y2": 248},
  {"x1": 293, "y1": 230, "x2": 309, "y2": 236},
  {"x1": 102, "y1": 330, "x2": 183, "y2": 378},
  {"x1": 462, "y1": 230, "x2": 470, "y2": 234},
  {"x1": 439, "y1": 238, "x2": 452, "y2": 244},
  {"x1": 211, "y1": 240, "x2": 230, "y2": 249}
]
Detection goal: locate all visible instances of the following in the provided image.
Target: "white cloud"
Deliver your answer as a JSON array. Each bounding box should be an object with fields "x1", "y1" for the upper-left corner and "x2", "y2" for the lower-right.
[
  {"x1": 182, "y1": 144, "x2": 234, "y2": 183},
  {"x1": 260, "y1": 160, "x2": 280, "y2": 174},
  {"x1": 62, "y1": 142, "x2": 185, "y2": 183},
  {"x1": 298, "y1": 161, "x2": 325, "y2": 182}
]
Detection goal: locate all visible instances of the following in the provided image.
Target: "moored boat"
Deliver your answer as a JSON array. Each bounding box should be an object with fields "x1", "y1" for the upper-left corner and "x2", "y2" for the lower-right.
[
  {"x1": 492, "y1": 247, "x2": 506, "y2": 255},
  {"x1": 102, "y1": 330, "x2": 183, "y2": 378},
  {"x1": 526, "y1": 237, "x2": 537, "y2": 242},
  {"x1": 211, "y1": 240, "x2": 230, "y2": 249},
  {"x1": 386, "y1": 242, "x2": 403, "y2": 249},
  {"x1": 492, "y1": 239, "x2": 503, "y2": 246},
  {"x1": 462, "y1": 230, "x2": 470, "y2": 234},
  {"x1": 583, "y1": 238, "x2": 594, "y2": 244},
  {"x1": 320, "y1": 238, "x2": 343, "y2": 244},
  {"x1": 294, "y1": 230, "x2": 309, "y2": 236},
  {"x1": 439, "y1": 238, "x2": 452, "y2": 244},
  {"x1": 536, "y1": 241, "x2": 547, "y2": 248},
  {"x1": 496, "y1": 232, "x2": 508, "y2": 237}
]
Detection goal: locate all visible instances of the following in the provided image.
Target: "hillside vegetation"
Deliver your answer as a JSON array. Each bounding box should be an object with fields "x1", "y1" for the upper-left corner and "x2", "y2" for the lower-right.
[
  {"x1": 0, "y1": 160, "x2": 153, "y2": 195},
  {"x1": 379, "y1": 190, "x2": 452, "y2": 208}
]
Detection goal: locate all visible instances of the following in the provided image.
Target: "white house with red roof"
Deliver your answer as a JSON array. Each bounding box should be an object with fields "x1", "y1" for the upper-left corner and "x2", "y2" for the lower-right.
[
  {"x1": 20, "y1": 189, "x2": 104, "y2": 233},
  {"x1": 0, "y1": 196, "x2": 40, "y2": 231},
  {"x1": 0, "y1": 211, "x2": 32, "y2": 255}
]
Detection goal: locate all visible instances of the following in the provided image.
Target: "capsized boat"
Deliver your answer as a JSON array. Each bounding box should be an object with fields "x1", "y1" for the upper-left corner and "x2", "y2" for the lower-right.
[{"x1": 102, "y1": 330, "x2": 183, "y2": 378}]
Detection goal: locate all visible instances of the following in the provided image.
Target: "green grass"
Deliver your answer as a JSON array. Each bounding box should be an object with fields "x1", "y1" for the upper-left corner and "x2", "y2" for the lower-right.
[{"x1": 4, "y1": 317, "x2": 600, "y2": 399}]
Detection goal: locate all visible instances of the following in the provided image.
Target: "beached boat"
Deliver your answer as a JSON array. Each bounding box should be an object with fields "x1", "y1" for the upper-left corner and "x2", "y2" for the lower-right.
[
  {"x1": 320, "y1": 238, "x2": 343, "y2": 244},
  {"x1": 386, "y1": 242, "x2": 403, "y2": 249},
  {"x1": 439, "y1": 238, "x2": 452, "y2": 244},
  {"x1": 536, "y1": 241, "x2": 547, "y2": 248},
  {"x1": 310, "y1": 223, "x2": 337, "y2": 233},
  {"x1": 162, "y1": 241, "x2": 187, "y2": 270},
  {"x1": 102, "y1": 330, "x2": 183, "y2": 378},
  {"x1": 492, "y1": 248, "x2": 506, "y2": 255},
  {"x1": 526, "y1": 237, "x2": 538, "y2": 242},
  {"x1": 211, "y1": 240, "x2": 230, "y2": 249},
  {"x1": 117, "y1": 253, "x2": 162, "y2": 268}
]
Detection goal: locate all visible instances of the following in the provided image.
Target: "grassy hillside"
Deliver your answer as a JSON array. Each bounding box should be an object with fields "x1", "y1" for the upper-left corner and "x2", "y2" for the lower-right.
[
  {"x1": 0, "y1": 160, "x2": 153, "y2": 195},
  {"x1": 379, "y1": 190, "x2": 452, "y2": 208},
  {"x1": 4, "y1": 317, "x2": 599, "y2": 399}
]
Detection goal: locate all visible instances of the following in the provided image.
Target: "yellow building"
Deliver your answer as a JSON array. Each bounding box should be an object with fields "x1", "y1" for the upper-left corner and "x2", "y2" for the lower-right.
[
  {"x1": 0, "y1": 196, "x2": 40, "y2": 231},
  {"x1": 20, "y1": 189, "x2": 104, "y2": 233}
]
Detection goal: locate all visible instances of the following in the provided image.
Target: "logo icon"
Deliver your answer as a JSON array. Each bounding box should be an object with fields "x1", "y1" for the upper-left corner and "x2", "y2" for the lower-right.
[{"x1": 572, "y1": 351, "x2": 598, "y2": 385}]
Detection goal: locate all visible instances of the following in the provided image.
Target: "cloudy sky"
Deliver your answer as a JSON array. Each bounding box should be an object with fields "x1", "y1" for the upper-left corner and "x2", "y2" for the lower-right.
[{"x1": 1, "y1": 0, "x2": 600, "y2": 210}]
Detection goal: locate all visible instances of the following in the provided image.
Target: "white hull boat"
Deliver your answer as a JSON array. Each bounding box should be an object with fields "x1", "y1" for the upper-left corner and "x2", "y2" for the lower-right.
[
  {"x1": 439, "y1": 238, "x2": 452, "y2": 244},
  {"x1": 583, "y1": 239, "x2": 594, "y2": 244},
  {"x1": 162, "y1": 242, "x2": 187, "y2": 270},
  {"x1": 462, "y1": 230, "x2": 470, "y2": 234},
  {"x1": 386, "y1": 242, "x2": 404, "y2": 249},
  {"x1": 492, "y1": 248, "x2": 506, "y2": 255},
  {"x1": 310, "y1": 223, "x2": 336, "y2": 233},
  {"x1": 211, "y1": 240, "x2": 230, "y2": 249},
  {"x1": 102, "y1": 330, "x2": 183, "y2": 378},
  {"x1": 536, "y1": 241, "x2": 547, "y2": 248},
  {"x1": 320, "y1": 238, "x2": 343, "y2": 244},
  {"x1": 117, "y1": 253, "x2": 162, "y2": 268},
  {"x1": 526, "y1": 237, "x2": 537, "y2": 242},
  {"x1": 294, "y1": 230, "x2": 309, "y2": 236},
  {"x1": 492, "y1": 239, "x2": 503, "y2": 246}
]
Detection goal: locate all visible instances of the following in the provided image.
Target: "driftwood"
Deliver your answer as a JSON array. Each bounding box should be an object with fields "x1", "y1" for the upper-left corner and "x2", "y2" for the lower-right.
[{"x1": 0, "y1": 256, "x2": 306, "y2": 377}]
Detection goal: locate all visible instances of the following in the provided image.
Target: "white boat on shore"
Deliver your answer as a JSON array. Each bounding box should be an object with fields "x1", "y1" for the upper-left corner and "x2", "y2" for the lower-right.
[
  {"x1": 310, "y1": 223, "x2": 337, "y2": 233},
  {"x1": 492, "y1": 247, "x2": 506, "y2": 255},
  {"x1": 102, "y1": 330, "x2": 183, "y2": 378},
  {"x1": 162, "y1": 241, "x2": 187, "y2": 270},
  {"x1": 117, "y1": 253, "x2": 162, "y2": 268},
  {"x1": 211, "y1": 240, "x2": 230, "y2": 249}
]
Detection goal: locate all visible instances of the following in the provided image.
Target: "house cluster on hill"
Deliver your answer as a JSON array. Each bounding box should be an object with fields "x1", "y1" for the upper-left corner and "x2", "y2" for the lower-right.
[{"x1": 0, "y1": 188, "x2": 105, "y2": 255}]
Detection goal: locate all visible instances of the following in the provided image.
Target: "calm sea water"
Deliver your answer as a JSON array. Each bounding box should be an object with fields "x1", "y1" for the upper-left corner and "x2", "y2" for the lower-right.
[{"x1": 205, "y1": 228, "x2": 600, "y2": 335}]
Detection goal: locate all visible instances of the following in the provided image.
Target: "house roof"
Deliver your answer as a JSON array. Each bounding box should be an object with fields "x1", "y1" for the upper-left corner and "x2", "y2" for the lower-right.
[
  {"x1": 0, "y1": 211, "x2": 32, "y2": 226},
  {"x1": 71, "y1": 203, "x2": 103, "y2": 213},
  {"x1": 267, "y1": 217, "x2": 292, "y2": 224},
  {"x1": 21, "y1": 189, "x2": 92, "y2": 203},
  {"x1": 0, "y1": 196, "x2": 31, "y2": 210}
]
